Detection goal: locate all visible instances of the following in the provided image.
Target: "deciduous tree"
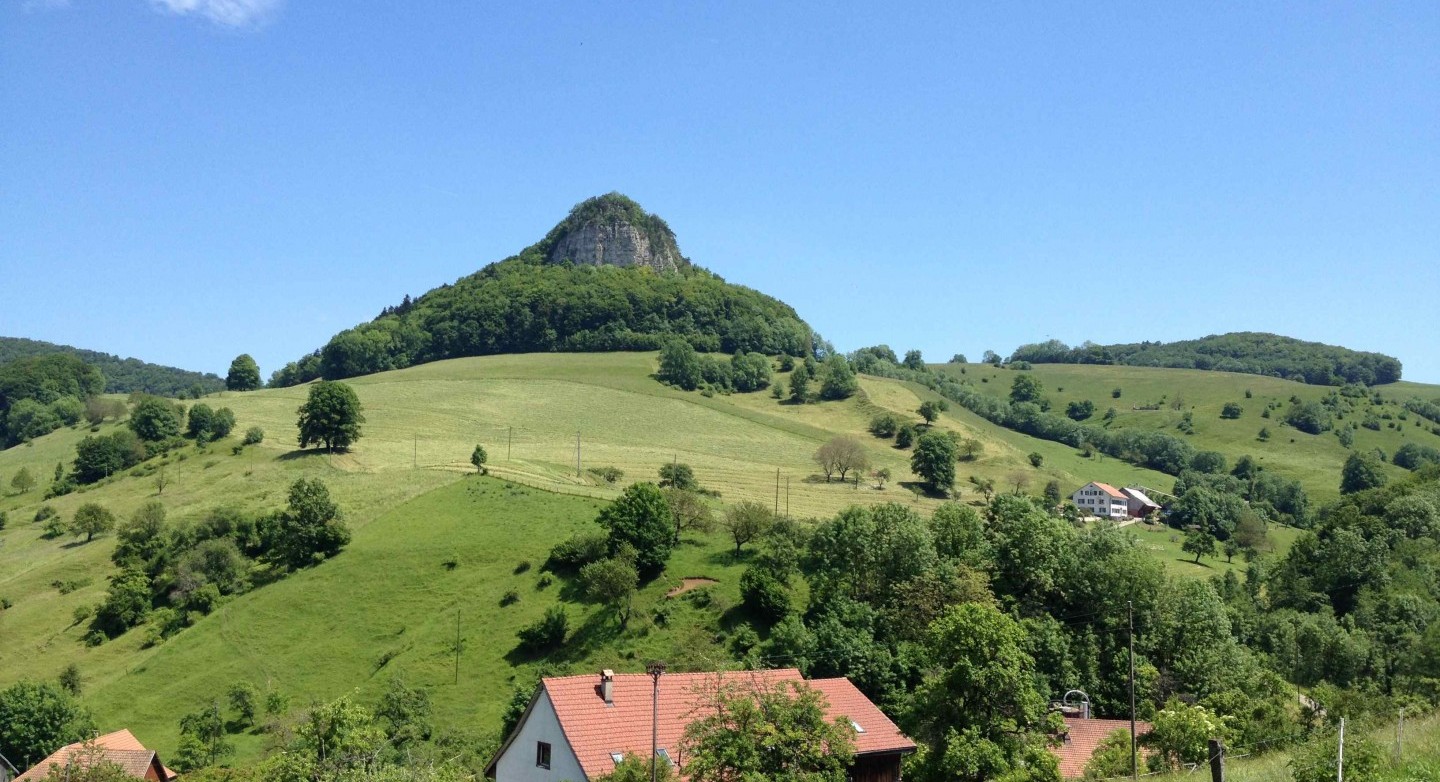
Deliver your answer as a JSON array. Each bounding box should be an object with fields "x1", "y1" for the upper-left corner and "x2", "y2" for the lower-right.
[
  {"x1": 813, "y1": 436, "x2": 869, "y2": 482},
  {"x1": 226, "y1": 354, "x2": 262, "y2": 391},
  {"x1": 722, "y1": 501, "x2": 774, "y2": 555},
  {"x1": 682, "y1": 680, "x2": 855, "y2": 782},
  {"x1": 911, "y1": 431, "x2": 958, "y2": 493},
  {"x1": 69, "y1": 502, "x2": 116, "y2": 542},
  {"x1": 296, "y1": 381, "x2": 364, "y2": 452},
  {"x1": 595, "y1": 482, "x2": 673, "y2": 577}
]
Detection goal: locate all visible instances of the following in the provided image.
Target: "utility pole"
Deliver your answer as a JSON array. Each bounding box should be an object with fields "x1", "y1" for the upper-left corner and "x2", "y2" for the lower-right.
[
  {"x1": 454, "y1": 610, "x2": 461, "y2": 685},
  {"x1": 647, "y1": 662, "x2": 666, "y2": 782},
  {"x1": 775, "y1": 469, "x2": 780, "y2": 515},
  {"x1": 1208, "y1": 738, "x2": 1224, "y2": 782},
  {"x1": 1129, "y1": 600, "x2": 1137, "y2": 781},
  {"x1": 413, "y1": 434, "x2": 417, "y2": 469},
  {"x1": 1338, "y1": 717, "x2": 1345, "y2": 782},
  {"x1": 576, "y1": 432, "x2": 581, "y2": 477},
  {"x1": 507, "y1": 426, "x2": 513, "y2": 461}
]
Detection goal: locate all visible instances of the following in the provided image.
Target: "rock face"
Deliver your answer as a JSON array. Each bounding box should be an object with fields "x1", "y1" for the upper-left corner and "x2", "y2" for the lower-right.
[
  {"x1": 542, "y1": 192, "x2": 688, "y2": 273},
  {"x1": 547, "y1": 219, "x2": 685, "y2": 273}
]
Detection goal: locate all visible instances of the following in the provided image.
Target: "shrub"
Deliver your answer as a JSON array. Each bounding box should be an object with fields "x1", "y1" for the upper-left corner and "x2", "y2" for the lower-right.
[
  {"x1": 242, "y1": 427, "x2": 265, "y2": 445},
  {"x1": 500, "y1": 590, "x2": 521, "y2": 607},
  {"x1": 545, "y1": 532, "x2": 609, "y2": 572},
  {"x1": 1221, "y1": 402, "x2": 1244, "y2": 419},
  {"x1": 895, "y1": 423, "x2": 916, "y2": 448},
  {"x1": 516, "y1": 606, "x2": 568, "y2": 652},
  {"x1": 588, "y1": 466, "x2": 624, "y2": 483},
  {"x1": 868, "y1": 413, "x2": 900, "y2": 438}
]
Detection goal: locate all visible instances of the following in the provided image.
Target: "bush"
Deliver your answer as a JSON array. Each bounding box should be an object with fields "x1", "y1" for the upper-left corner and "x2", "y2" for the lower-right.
[
  {"x1": 895, "y1": 423, "x2": 916, "y2": 448},
  {"x1": 868, "y1": 413, "x2": 900, "y2": 438},
  {"x1": 545, "y1": 532, "x2": 609, "y2": 572},
  {"x1": 500, "y1": 590, "x2": 521, "y2": 607},
  {"x1": 588, "y1": 466, "x2": 624, "y2": 483},
  {"x1": 242, "y1": 427, "x2": 265, "y2": 446},
  {"x1": 740, "y1": 568, "x2": 790, "y2": 624},
  {"x1": 1221, "y1": 402, "x2": 1244, "y2": 419},
  {"x1": 516, "y1": 606, "x2": 568, "y2": 652}
]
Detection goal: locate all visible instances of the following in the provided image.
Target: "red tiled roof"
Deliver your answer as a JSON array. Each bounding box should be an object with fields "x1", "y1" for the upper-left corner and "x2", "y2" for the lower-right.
[
  {"x1": 16, "y1": 730, "x2": 175, "y2": 781},
  {"x1": 531, "y1": 669, "x2": 913, "y2": 780},
  {"x1": 1092, "y1": 482, "x2": 1126, "y2": 499},
  {"x1": 1051, "y1": 717, "x2": 1151, "y2": 779}
]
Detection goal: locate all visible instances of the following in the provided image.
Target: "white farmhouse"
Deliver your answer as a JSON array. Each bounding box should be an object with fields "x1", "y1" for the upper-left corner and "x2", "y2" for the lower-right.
[{"x1": 1071, "y1": 482, "x2": 1129, "y2": 520}]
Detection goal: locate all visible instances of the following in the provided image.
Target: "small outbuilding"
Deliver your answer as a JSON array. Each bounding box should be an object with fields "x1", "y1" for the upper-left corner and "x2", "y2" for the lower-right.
[{"x1": 1120, "y1": 487, "x2": 1161, "y2": 518}]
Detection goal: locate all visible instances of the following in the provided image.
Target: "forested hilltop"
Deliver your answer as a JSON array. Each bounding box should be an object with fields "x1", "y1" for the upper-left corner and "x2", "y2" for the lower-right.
[
  {"x1": 0, "y1": 337, "x2": 223, "y2": 396},
  {"x1": 270, "y1": 194, "x2": 812, "y2": 386},
  {"x1": 1007, "y1": 332, "x2": 1402, "y2": 386}
]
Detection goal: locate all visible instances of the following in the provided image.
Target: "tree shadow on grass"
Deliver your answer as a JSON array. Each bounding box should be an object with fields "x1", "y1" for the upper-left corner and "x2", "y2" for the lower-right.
[
  {"x1": 1176, "y1": 558, "x2": 1215, "y2": 569},
  {"x1": 703, "y1": 548, "x2": 753, "y2": 568},
  {"x1": 898, "y1": 480, "x2": 949, "y2": 500},
  {"x1": 276, "y1": 447, "x2": 353, "y2": 462}
]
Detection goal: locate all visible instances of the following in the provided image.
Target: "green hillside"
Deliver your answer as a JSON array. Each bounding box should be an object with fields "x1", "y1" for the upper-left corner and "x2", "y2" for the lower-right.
[
  {"x1": 934, "y1": 362, "x2": 1440, "y2": 503},
  {"x1": 1, "y1": 352, "x2": 1195, "y2": 760},
  {"x1": 0, "y1": 336, "x2": 224, "y2": 397}
]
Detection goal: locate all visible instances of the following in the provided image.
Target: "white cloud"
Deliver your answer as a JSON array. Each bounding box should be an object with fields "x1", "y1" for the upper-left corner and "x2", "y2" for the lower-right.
[{"x1": 149, "y1": 0, "x2": 283, "y2": 27}]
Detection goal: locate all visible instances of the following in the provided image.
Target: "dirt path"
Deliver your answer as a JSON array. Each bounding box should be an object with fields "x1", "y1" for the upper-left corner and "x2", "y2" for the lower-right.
[{"x1": 667, "y1": 577, "x2": 718, "y2": 597}]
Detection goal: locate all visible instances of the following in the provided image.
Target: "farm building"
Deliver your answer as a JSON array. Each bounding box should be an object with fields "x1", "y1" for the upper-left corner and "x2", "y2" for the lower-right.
[
  {"x1": 486, "y1": 668, "x2": 915, "y2": 782},
  {"x1": 1072, "y1": 482, "x2": 1130, "y2": 519},
  {"x1": 1120, "y1": 487, "x2": 1161, "y2": 518},
  {"x1": 15, "y1": 729, "x2": 176, "y2": 782}
]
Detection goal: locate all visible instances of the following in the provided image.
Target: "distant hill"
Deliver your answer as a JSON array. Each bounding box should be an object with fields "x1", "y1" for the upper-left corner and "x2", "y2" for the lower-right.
[
  {"x1": 271, "y1": 193, "x2": 812, "y2": 386},
  {"x1": 1006, "y1": 332, "x2": 1402, "y2": 386},
  {"x1": 0, "y1": 336, "x2": 223, "y2": 396}
]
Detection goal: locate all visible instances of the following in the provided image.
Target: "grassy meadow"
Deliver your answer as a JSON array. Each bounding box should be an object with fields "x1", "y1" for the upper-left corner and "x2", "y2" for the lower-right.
[
  {"x1": 0, "y1": 351, "x2": 1355, "y2": 762},
  {"x1": 934, "y1": 363, "x2": 1440, "y2": 503}
]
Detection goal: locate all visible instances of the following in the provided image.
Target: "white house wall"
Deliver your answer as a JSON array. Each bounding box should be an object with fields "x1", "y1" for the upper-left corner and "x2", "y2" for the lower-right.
[{"x1": 495, "y1": 691, "x2": 588, "y2": 782}]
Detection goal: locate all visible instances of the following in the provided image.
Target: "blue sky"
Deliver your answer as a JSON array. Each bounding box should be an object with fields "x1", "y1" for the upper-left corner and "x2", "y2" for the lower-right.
[{"x1": 3, "y1": 1, "x2": 1437, "y2": 382}]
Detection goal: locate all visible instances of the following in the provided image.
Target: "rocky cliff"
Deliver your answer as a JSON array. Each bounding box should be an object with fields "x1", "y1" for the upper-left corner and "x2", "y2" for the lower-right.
[{"x1": 539, "y1": 193, "x2": 688, "y2": 273}]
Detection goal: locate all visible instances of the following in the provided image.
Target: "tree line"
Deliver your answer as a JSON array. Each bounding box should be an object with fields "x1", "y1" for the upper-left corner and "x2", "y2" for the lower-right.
[{"x1": 1005, "y1": 332, "x2": 1402, "y2": 386}]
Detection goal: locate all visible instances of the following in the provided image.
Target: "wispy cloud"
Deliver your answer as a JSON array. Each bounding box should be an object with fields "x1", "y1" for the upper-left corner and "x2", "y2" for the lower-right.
[{"x1": 148, "y1": 0, "x2": 283, "y2": 28}]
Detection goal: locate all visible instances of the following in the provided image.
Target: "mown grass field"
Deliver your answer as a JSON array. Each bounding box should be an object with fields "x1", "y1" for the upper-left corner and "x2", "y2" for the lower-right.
[
  {"x1": 934, "y1": 363, "x2": 1440, "y2": 503},
  {"x1": 0, "y1": 352, "x2": 1328, "y2": 761}
]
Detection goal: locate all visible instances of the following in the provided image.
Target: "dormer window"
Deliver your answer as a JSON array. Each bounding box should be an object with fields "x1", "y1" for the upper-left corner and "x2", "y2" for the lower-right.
[
  {"x1": 851, "y1": 721, "x2": 866, "y2": 734},
  {"x1": 611, "y1": 752, "x2": 624, "y2": 765}
]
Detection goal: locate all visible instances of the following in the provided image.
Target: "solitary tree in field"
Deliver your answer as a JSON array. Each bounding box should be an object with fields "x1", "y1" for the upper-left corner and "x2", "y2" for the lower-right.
[
  {"x1": 813, "y1": 436, "x2": 869, "y2": 482},
  {"x1": 911, "y1": 431, "x2": 958, "y2": 494},
  {"x1": 129, "y1": 397, "x2": 182, "y2": 442},
  {"x1": 470, "y1": 445, "x2": 488, "y2": 474},
  {"x1": 69, "y1": 502, "x2": 116, "y2": 543},
  {"x1": 296, "y1": 381, "x2": 365, "y2": 452},
  {"x1": 658, "y1": 462, "x2": 698, "y2": 491},
  {"x1": 969, "y1": 475, "x2": 996, "y2": 503},
  {"x1": 873, "y1": 467, "x2": 892, "y2": 489},
  {"x1": 580, "y1": 556, "x2": 639, "y2": 628},
  {"x1": 10, "y1": 466, "x2": 35, "y2": 494},
  {"x1": 226, "y1": 354, "x2": 262, "y2": 391},
  {"x1": 663, "y1": 487, "x2": 714, "y2": 543},
  {"x1": 917, "y1": 399, "x2": 947, "y2": 425},
  {"x1": 788, "y1": 364, "x2": 812, "y2": 404},
  {"x1": 1182, "y1": 530, "x2": 1217, "y2": 563},
  {"x1": 723, "y1": 501, "x2": 774, "y2": 555}
]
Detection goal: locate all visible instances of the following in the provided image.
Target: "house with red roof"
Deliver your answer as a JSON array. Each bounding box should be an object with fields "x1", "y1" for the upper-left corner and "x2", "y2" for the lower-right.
[
  {"x1": 485, "y1": 668, "x2": 915, "y2": 782},
  {"x1": 15, "y1": 730, "x2": 176, "y2": 782},
  {"x1": 1071, "y1": 482, "x2": 1131, "y2": 520},
  {"x1": 1050, "y1": 717, "x2": 1152, "y2": 779}
]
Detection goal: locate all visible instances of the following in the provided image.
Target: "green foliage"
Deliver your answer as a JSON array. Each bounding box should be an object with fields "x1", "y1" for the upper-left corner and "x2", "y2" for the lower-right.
[
  {"x1": 1221, "y1": 401, "x2": 1244, "y2": 419},
  {"x1": 911, "y1": 431, "x2": 958, "y2": 493},
  {"x1": 681, "y1": 680, "x2": 855, "y2": 782},
  {"x1": 265, "y1": 478, "x2": 351, "y2": 570},
  {"x1": 905, "y1": 603, "x2": 1057, "y2": 782},
  {"x1": 917, "y1": 399, "x2": 947, "y2": 424},
  {"x1": 580, "y1": 556, "x2": 639, "y2": 627},
  {"x1": 48, "y1": 396, "x2": 83, "y2": 426},
  {"x1": 0, "y1": 353, "x2": 105, "y2": 418},
  {"x1": 1181, "y1": 529, "x2": 1217, "y2": 563},
  {"x1": 72, "y1": 430, "x2": 145, "y2": 483},
  {"x1": 4, "y1": 398, "x2": 62, "y2": 445},
  {"x1": 818, "y1": 355, "x2": 858, "y2": 400},
  {"x1": 657, "y1": 462, "x2": 698, "y2": 491},
  {"x1": 813, "y1": 436, "x2": 869, "y2": 482},
  {"x1": 92, "y1": 569, "x2": 151, "y2": 638},
  {"x1": 1010, "y1": 373, "x2": 1046, "y2": 405},
  {"x1": 1082, "y1": 728, "x2": 1135, "y2": 780},
  {"x1": 903, "y1": 349, "x2": 926, "y2": 371},
  {"x1": 594, "y1": 482, "x2": 673, "y2": 578},
  {"x1": 1028, "y1": 452, "x2": 1044, "y2": 468},
  {"x1": 1142, "y1": 699, "x2": 1231, "y2": 771},
  {"x1": 0, "y1": 679, "x2": 97, "y2": 768},
  {"x1": 593, "y1": 752, "x2": 679, "y2": 782},
  {"x1": 894, "y1": 422, "x2": 916, "y2": 448},
  {"x1": 226, "y1": 354, "x2": 262, "y2": 391},
  {"x1": 658, "y1": 339, "x2": 703, "y2": 390},
  {"x1": 516, "y1": 605, "x2": 568, "y2": 653},
  {"x1": 1066, "y1": 399, "x2": 1095, "y2": 420},
  {"x1": 228, "y1": 681, "x2": 260, "y2": 727},
  {"x1": 1286, "y1": 400, "x2": 1333, "y2": 435},
  {"x1": 376, "y1": 676, "x2": 433, "y2": 747},
  {"x1": 1007, "y1": 332, "x2": 1402, "y2": 385},
  {"x1": 69, "y1": 502, "x2": 116, "y2": 542},
  {"x1": 0, "y1": 337, "x2": 220, "y2": 396},
  {"x1": 10, "y1": 465, "x2": 35, "y2": 493},
  {"x1": 729, "y1": 351, "x2": 773, "y2": 392},
  {"x1": 470, "y1": 444, "x2": 488, "y2": 474},
  {"x1": 242, "y1": 426, "x2": 264, "y2": 446},
  {"x1": 175, "y1": 701, "x2": 233, "y2": 771},
  {"x1": 788, "y1": 364, "x2": 812, "y2": 403},
  {"x1": 296, "y1": 381, "x2": 364, "y2": 451},
  {"x1": 186, "y1": 403, "x2": 236, "y2": 441},
  {"x1": 1290, "y1": 730, "x2": 1384, "y2": 782},
  {"x1": 1340, "y1": 451, "x2": 1388, "y2": 494},
  {"x1": 128, "y1": 396, "x2": 182, "y2": 441},
  {"x1": 1394, "y1": 442, "x2": 1440, "y2": 470},
  {"x1": 722, "y1": 501, "x2": 774, "y2": 555},
  {"x1": 868, "y1": 412, "x2": 899, "y2": 438}
]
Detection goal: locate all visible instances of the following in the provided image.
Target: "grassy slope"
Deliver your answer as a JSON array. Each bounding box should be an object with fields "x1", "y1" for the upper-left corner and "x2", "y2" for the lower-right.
[
  {"x1": 934, "y1": 363, "x2": 1440, "y2": 503},
  {"x1": 0, "y1": 353, "x2": 1280, "y2": 759}
]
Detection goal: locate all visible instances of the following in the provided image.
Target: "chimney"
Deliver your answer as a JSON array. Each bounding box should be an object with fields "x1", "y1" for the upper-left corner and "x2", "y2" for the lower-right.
[{"x1": 600, "y1": 669, "x2": 614, "y2": 705}]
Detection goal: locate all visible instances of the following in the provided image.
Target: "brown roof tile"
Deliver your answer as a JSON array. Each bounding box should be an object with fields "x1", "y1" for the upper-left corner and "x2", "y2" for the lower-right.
[
  {"x1": 535, "y1": 669, "x2": 913, "y2": 780},
  {"x1": 16, "y1": 730, "x2": 175, "y2": 782},
  {"x1": 1050, "y1": 717, "x2": 1151, "y2": 779}
]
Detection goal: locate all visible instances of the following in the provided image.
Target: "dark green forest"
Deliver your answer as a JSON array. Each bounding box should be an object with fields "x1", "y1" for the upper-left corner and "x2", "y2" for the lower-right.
[
  {"x1": 1006, "y1": 333, "x2": 1402, "y2": 386},
  {"x1": 270, "y1": 196, "x2": 812, "y2": 386},
  {"x1": 0, "y1": 337, "x2": 223, "y2": 396}
]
